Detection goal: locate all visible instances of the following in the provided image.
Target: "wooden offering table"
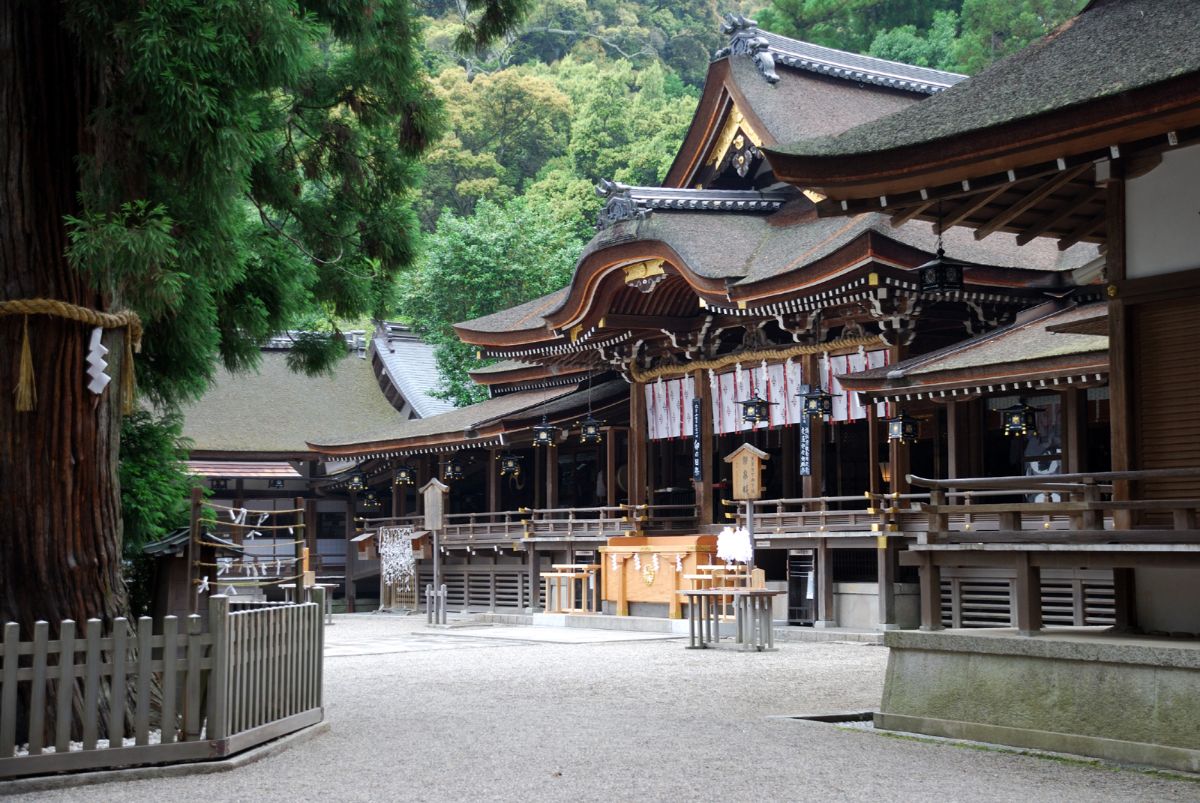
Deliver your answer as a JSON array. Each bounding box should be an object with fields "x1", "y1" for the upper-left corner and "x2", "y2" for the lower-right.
[
  {"x1": 600, "y1": 535, "x2": 717, "y2": 618},
  {"x1": 677, "y1": 588, "x2": 783, "y2": 651},
  {"x1": 543, "y1": 564, "x2": 601, "y2": 614}
]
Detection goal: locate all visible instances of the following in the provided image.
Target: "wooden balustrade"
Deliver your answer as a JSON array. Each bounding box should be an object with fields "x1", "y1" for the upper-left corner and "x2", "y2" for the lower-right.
[{"x1": 908, "y1": 468, "x2": 1200, "y2": 544}]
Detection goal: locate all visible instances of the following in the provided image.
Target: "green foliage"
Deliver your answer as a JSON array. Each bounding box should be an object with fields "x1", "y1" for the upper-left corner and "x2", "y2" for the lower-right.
[
  {"x1": 401, "y1": 196, "x2": 583, "y2": 405},
  {"x1": 118, "y1": 411, "x2": 196, "y2": 556},
  {"x1": 60, "y1": 0, "x2": 527, "y2": 411},
  {"x1": 760, "y1": 0, "x2": 1087, "y2": 74}
]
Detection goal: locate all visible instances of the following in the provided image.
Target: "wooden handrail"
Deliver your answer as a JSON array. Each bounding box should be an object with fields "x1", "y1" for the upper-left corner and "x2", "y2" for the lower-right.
[{"x1": 909, "y1": 467, "x2": 1200, "y2": 490}]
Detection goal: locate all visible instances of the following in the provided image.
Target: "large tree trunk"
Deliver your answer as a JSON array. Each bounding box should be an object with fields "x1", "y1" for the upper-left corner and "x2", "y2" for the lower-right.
[{"x1": 0, "y1": 5, "x2": 128, "y2": 632}]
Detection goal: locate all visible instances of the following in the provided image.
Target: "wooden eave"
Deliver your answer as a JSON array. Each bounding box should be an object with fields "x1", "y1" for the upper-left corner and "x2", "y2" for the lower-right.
[
  {"x1": 765, "y1": 77, "x2": 1200, "y2": 199},
  {"x1": 468, "y1": 363, "x2": 584, "y2": 387},
  {"x1": 305, "y1": 394, "x2": 627, "y2": 459},
  {"x1": 543, "y1": 241, "x2": 730, "y2": 333},
  {"x1": 841, "y1": 352, "x2": 1109, "y2": 399},
  {"x1": 663, "y1": 59, "x2": 777, "y2": 189},
  {"x1": 764, "y1": 78, "x2": 1200, "y2": 250}
]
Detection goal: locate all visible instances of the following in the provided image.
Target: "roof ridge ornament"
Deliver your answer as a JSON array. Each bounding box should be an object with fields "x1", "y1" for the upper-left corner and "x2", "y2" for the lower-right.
[
  {"x1": 717, "y1": 13, "x2": 779, "y2": 84},
  {"x1": 595, "y1": 178, "x2": 646, "y2": 231}
]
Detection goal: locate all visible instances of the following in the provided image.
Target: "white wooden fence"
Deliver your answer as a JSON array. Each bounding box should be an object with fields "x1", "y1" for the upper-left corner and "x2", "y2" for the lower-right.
[{"x1": 0, "y1": 589, "x2": 325, "y2": 780}]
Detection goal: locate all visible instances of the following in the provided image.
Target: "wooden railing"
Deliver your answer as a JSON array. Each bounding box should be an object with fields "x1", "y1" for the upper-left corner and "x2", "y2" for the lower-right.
[
  {"x1": 908, "y1": 468, "x2": 1200, "y2": 543},
  {"x1": 0, "y1": 591, "x2": 325, "y2": 780}
]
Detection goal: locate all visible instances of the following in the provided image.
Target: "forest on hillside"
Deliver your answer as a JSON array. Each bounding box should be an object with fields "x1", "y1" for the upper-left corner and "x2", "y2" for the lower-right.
[{"x1": 401, "y1": 0, "x2": 1088, "y2": 405}]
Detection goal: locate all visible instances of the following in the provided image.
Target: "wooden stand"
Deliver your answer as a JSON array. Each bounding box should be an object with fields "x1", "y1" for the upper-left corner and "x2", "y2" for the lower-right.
[
  {"x1": 542, "y1": 564, "x2": 601, "y2": 614},
  {"x1": 599, "y1": 535, "x2": 717, "y2": 618}
]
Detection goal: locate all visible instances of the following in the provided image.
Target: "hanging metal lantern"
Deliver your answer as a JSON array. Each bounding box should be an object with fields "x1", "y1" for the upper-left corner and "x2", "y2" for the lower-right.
[
  {"x1": 499, "y1": 453, "x2": 523, "y2": 477},
  {"x1": 392, "y1": 465, "x2": 416, "y2": 486},
  {"x1": 532, "y1": 415, "x2": 558, "y2": 447},
  {"x1": 918, "y1": 247, "x2": 967, "y2": 293},
  {"x1": 361, "y1": 491, "x2": 382, "y2": 511},
  {"x1": 1002, "y1": 400, "x2": 1039, "y2": 437},
  {"x1": 799, "y1": 387, "x2": 837, "y2": 419},
  {"x1": 578, "y1": 413, "x2": 605, "y2": 444},
  {"x1": 347, "y1": 472, "x2": 365, "y2": 492},
  {"x1": 443, "y1": 458, "x2": 464, "y2": 481},
  {"x1": 888, "y1": 412, "x2": 919, "y2": 445},
  {"x1": 739, "y1": 394, "x2": 775, "y2": 425}
]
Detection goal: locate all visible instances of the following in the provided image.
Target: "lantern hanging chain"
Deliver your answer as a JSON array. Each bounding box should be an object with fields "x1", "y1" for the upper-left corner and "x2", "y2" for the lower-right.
[{"x1": 0, "y1": 298, "x2": 143, "y2": 413}]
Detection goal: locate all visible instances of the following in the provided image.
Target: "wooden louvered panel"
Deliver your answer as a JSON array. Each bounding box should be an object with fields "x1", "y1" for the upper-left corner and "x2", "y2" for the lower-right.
[{"x1": 1132, "y1": 297, "x2": 1200, "y2": 500}]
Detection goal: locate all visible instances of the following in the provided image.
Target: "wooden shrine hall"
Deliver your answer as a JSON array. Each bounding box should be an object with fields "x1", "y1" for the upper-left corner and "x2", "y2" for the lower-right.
[
  {"x1": 758, "y1": 0, "x2": 1200, "y2": 772},
  {"x1": 306, "y1": 18, "x2": 1113, "y2": 630}
]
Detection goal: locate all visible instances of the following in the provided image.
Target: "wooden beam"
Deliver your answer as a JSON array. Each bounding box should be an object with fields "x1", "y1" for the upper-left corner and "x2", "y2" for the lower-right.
[
  {"x1": 889, "y1": 200, "x2": 933, "y2": 227},
  {"x1": 1057, "y1": 210, "x2": 1107, "y2": 251},
  {"x1": 918, "y1": 552, "x2": 942, "y2": 631},
  {"x1": 1016, "y1": 187, "x2": 1102, "y2": 245},
  {"x1": 940, "y1": 183, "x2": 1011, "y2": 230},
  {"x1": 692, "y1": 369, "x2": 714, "y2": 526},
  {"x1": 1013, "y1": 552, "x2": 1042, "y2": 636},
  {"x1": 974, "y1": 163, "x2": 1093, "y2": 240}
]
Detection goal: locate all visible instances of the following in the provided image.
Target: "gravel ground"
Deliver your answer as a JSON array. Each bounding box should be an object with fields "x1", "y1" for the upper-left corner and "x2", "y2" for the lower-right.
[{"x1": 15, "y1": 615, "x2": 1200, "y2": 802}]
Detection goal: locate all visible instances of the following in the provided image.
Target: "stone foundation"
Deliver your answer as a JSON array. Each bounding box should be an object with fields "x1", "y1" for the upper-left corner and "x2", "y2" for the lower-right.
[{"x1": 876, "y1": 628, "x2": 1200, "y2": 773}]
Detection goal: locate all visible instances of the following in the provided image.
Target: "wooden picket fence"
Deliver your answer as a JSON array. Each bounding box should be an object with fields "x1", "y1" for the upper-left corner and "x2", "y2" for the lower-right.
[{"x1": 0, "y1": 589, "x2": 325, "y2": 780}]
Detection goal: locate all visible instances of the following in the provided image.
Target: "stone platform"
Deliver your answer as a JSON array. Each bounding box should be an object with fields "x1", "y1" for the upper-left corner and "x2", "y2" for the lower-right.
[{"x1": 877, "y1": 628, "x2": 1200, "y2": 773}]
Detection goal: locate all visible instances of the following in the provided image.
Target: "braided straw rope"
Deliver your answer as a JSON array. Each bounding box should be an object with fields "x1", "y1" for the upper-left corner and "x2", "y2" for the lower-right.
[{"x1": 0, "y1": 298, "x2": 142, "y2": 413}]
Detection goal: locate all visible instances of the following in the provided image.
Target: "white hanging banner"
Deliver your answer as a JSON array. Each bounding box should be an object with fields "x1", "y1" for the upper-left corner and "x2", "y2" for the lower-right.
[
  {"x1": 644, "y1": 375, "x2": 696, "y2": 441},
  {"x1": 818, "y1": 348, "x2": 891, "y2": 423},
  {"x1": 707, "y1": 360, "x2": 804, "y2": 436}
]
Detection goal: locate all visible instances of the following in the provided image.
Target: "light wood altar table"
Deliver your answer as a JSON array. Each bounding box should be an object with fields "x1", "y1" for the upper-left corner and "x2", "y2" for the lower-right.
[
  {"x1": 543, "y1": 564, "x2": 601, "y2": 614},
  {"x1": 600, "y1": 535, "x2": 717, "y2": 618},
  {"x1": 677, "y1": 588, "x2": 783, "y2": 651}
]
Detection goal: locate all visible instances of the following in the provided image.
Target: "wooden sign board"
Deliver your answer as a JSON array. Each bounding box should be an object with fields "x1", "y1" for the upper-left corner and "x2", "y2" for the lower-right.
[
  {"x1": 421, "y1": 478, "x2": 449, "y2": 530},
  {"x1": 724, "y1": 443, "x2": 769, "y2": 500}
]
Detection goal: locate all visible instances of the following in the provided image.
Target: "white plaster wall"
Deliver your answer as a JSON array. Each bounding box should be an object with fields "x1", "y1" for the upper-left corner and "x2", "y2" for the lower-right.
[
  {"x1": 1126, "y1": 144, "x2": 1200, "y2": 278},
  {"x1": 1134, "y1": 567, "x2": 1200, "y2": 634}
]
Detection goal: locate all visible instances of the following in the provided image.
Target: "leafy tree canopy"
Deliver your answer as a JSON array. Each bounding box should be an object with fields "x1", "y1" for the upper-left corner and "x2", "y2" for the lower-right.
[
  {"x1": 758, "y1": 0, "x2": 1086, "y2": 73},
  {"x1": 400, "y1": 196, "x2": 583, "y2": 405}
]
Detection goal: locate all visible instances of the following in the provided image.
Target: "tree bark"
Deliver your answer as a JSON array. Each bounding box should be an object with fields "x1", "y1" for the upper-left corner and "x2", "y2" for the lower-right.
[{"x1": 0, "y1": 4, "x2": 127, "y2": 633}]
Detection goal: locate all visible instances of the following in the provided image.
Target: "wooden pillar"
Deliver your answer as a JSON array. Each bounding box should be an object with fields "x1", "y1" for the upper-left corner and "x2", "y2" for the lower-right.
[
  {"x1": 304, "y1": 498, "x2": 318, "y2": 574},
  {"x1": 692, "y1": 369, "x2": 714, "y2": 525},
  {"x1": 629, "y1": 382, "x2": 648, "y2": 507},
  {"x1": 1013, "y1": 552, "x2": 1042, "y2": 636},
  {"x1": 1061, "y1": 389, "x2": 1087, "y2": 474},
  {"x1": 344, "y1": 492, "x2": 357, "y2": 613},
  {"x1": 876, "y1": 536, "x2": 897, "y2": 629},
  {"x1": 867, "y1": 404, "x2": 881, "y2": 499},
  {"x1": 889, "y1": 435, "x2": 910, "y2": 496},
  {"x1": 526, "y1": 544, "x2": 540, "y2": 612},
  {"x1": 918, "y1": 553, "x2": 943, "y2": 631},
  {"x1": 605, "y1": 430, "x2": 618, "y2": 508},
  {"x1": 533, "y1": 445, "x2": 545, "y2": 509},
  {"x1": 814, "y1": 538, "x2": 835, "y2": 627},
  {"x1": 545, "y1": 445, "x2": 558, "y2": 509},
  {"x1": 781, "y1": 426, "x2": 797, "y2": 499},
  {"x1": 1112, "y1": 567, "x2": 1137, "y2": 632},
  {"x1": 802, "y1": 355, "x2": 824, "y2": 499},
  {"x1": 1105, "y1": 170, "x2": 1133, "y2": 527},
  {"x1": 947, "y1": 400, "x2": 969, "y2": 480},
  {"x1": 487, "y1": 449, "x2": 499, "y2": 520},
  {"x1": 391, "y1": 474, "x2": 403, "y2": 519}
]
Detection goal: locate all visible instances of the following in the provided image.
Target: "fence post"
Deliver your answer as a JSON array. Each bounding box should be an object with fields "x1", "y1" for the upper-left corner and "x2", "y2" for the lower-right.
[
  {"x1": 207, "y1": 595, "x2": 231, "y2": 741},
  {"x1": 312, "y1": 586, "x2": 326, "y2": 709}
]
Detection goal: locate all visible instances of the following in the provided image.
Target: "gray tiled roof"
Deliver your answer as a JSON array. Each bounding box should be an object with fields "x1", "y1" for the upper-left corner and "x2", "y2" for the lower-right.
[
  {"x1": 846, "y1": 303, "x2": 1109, "y2": 386},
  {"x1": 372, "y1": 325, "x2": 456, "y2": 418},
  {"x1": 181, "y1": 350, "x2": 405, "y2": 454},
  {"x1": 457, "y1": 210, "x2": 1098, "y2": 336},
  {"x1": 772, "y1": 0, "x2": 1200, "y2": 159}
]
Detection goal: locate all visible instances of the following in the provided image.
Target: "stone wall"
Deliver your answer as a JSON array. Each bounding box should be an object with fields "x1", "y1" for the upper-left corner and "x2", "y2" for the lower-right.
[{"x1": 877, "y1": 629, "x2": 1200, "y2": 772}]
